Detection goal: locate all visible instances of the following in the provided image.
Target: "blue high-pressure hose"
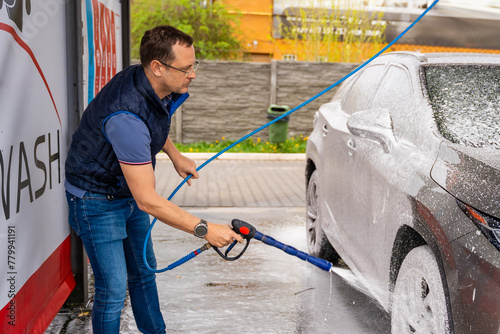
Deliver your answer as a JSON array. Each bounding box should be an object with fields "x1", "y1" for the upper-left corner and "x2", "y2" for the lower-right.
[{"x1": 143, "y1": 0, "x2": 441, "y2": 273}]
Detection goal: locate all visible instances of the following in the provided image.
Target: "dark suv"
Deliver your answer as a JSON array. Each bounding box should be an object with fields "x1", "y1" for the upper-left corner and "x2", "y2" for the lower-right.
[{"x1": 306, "y1": 52, "x2": 500, "y2": 333}]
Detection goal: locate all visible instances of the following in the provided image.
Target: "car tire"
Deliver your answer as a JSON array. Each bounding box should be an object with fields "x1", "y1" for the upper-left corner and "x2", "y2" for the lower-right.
[
  {"x1": 306, "y1": 170, "x2": 339, "y2": 264},
  {"x1": 391, "y1": 245, "x2": 451, "y2": 334}
]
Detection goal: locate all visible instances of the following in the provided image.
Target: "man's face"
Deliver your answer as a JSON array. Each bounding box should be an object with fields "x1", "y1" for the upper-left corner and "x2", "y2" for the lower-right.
[{"x1": 161, "y1": 43, "x2": 197, "y2": 95}]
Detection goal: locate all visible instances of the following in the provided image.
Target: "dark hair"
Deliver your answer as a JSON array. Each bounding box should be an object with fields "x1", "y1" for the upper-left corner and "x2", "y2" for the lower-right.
[{"x1": 139, "y1": 25, "x2": 194, "y2": 67}]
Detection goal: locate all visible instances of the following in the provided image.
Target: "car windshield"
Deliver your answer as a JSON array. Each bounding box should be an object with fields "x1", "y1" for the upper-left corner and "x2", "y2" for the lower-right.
[{"x1": 424, "y1": 65, "x2": 500, "y2": 149}]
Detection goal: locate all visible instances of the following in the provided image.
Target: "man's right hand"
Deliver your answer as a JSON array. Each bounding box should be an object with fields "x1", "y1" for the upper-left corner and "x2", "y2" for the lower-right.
[{"x1": 205, "y1": 223, "x2": 244, "y2": 248}]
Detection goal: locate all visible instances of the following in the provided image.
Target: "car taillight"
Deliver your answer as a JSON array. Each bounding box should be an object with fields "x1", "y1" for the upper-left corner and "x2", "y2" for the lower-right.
[{"x1": 457, "y1": 199, "x2": 500, "y2": 251}]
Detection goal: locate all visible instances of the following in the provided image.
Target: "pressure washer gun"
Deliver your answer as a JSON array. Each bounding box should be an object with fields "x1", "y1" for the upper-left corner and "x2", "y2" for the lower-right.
[
  {"x1": 222, "y1": 219, "x2": 333, "y2": 272},
  {"x1": 154, "y1": 219, "x2": 333, "y2": 273}
]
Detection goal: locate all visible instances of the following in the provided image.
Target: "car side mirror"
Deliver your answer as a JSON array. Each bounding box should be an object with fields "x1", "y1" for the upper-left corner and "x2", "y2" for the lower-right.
[{"x1": 346, "y1": 108, "x2": 396, "y2": 153}]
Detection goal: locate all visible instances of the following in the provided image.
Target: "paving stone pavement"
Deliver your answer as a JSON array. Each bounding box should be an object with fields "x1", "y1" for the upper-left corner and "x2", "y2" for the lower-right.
[{"x1": 155, "y1": 154, "x2": 307, "y2": 207}]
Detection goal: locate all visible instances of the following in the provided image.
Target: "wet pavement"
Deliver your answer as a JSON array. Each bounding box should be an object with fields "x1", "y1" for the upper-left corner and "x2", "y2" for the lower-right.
[{"x1": 46, "y1": 154, "x2": 391, "y2": 333}]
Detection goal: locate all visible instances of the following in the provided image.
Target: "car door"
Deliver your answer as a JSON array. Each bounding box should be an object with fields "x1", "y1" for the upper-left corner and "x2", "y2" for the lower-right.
[
  {"x1": 344, "y1": 64, "x2": 421, "y2": 288},
  {"x1": 319, "y1": 64, "x2": 387, "y2": 255}
]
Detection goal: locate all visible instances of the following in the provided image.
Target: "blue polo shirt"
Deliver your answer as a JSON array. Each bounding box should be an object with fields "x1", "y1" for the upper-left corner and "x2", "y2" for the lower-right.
[
  {"x1": 65, "y1": 112, "x2": 153, "y2": 197},
  {"x1": 104, "y1": 112, "x2": 152, "y2": 165}
]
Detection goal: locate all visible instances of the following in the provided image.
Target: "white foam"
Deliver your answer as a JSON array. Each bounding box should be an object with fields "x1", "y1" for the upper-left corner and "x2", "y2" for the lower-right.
[{"x1": 329, "y1": 266, "x2": 386, "y2": 303}]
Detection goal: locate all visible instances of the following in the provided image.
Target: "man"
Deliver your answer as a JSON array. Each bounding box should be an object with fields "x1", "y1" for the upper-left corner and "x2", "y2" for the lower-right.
[{"x1": 65, "y1": 25, "x2": 243, "y2": 334}]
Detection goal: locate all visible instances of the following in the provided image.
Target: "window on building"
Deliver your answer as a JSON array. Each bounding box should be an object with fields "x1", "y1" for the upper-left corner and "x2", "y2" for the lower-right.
[{"x1": 282, "y1": 54, "x2": 297, "y2": 61}]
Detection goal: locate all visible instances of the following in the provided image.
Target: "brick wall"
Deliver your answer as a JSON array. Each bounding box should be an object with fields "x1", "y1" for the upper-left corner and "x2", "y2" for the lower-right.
[{"x1": 165, "y1": 60, "x2": 359, "y2": 143}]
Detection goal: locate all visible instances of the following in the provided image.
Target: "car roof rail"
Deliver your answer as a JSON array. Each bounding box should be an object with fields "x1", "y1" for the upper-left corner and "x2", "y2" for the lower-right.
[
  {"x1": 415, "y1": 52, "x2": 428, "y2": 63},
  {"x1": 387, "y1": 51, "x2": 428, "y2": 63}
]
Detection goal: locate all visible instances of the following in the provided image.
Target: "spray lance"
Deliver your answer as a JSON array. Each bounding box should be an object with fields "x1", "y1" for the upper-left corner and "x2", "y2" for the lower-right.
[
  {"x1": 225, "y1": 219, "x2": 332, "y2": 271},
  {"x1": 148, "y1": 219, "x2": 333, "y2": 273}
]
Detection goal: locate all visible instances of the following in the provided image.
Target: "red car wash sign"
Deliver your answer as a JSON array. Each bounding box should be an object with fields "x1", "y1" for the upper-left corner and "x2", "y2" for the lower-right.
[
  {"x1": 83, "y1": 0, "x2": 122, "y2": 106},
  {"x1": 0, "y1": 1, "x2": 121, "y2": 333}
]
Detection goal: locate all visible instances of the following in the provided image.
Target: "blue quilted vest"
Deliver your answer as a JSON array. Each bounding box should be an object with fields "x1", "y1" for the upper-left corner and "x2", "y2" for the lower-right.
[{"x1": 65, "y1": 65, "x2": 188, "y2": 197}]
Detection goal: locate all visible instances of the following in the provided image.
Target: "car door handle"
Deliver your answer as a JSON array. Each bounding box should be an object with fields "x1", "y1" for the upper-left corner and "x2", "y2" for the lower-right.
[
  {"x1": 322, "y1": 124, "x2": 328, "y2": 137},
  {"x1": 347, "y1": 139, "x2": 356, "y2": 150}
]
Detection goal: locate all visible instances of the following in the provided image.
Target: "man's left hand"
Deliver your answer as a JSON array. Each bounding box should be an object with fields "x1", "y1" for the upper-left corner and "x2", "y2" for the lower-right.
[{"x1": 171, "y1": 154, "x2": 199, "y2": 186}]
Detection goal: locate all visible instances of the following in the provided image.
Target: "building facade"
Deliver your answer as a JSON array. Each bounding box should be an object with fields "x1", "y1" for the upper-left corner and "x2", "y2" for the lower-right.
[{"x1": 220, "y1": 0, "x2": 500, "y2": 62}]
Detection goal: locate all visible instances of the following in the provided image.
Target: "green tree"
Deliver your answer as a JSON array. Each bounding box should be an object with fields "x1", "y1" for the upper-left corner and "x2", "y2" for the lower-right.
[{"x1": 131, "y1": 0, "x2": 244, "y2": 60}]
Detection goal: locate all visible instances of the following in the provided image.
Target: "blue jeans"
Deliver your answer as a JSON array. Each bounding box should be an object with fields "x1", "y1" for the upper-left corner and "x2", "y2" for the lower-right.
[{"x1": 66, "y1": 191, "x2": 166, "y2": 334}]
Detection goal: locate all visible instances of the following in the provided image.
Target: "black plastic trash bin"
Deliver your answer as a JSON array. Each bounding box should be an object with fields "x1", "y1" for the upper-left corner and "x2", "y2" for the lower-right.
[{"x1": 267, "y1": 104, "x2": 290, "y2": 143}]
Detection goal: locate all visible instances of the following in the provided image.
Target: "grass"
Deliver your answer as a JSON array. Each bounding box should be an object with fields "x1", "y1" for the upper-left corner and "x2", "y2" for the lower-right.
[{"x1": 174, "y1": 136, "x2": 308, "y2": 153}]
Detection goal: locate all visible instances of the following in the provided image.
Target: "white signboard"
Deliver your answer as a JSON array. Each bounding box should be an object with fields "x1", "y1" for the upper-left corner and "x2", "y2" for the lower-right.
[
  {"x1": 0, "y1": 0, "x2": 124, "y2": 332},
  {"x1": 0, "y1": 0, "x2": 73, "y2": 330}
]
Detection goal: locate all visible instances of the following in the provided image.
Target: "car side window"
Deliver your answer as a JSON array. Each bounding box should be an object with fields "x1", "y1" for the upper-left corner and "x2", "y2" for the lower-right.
[
  {"x1": 342, "y1": 64, "x2": 385, "y2": 115},
  {"x1": 371, "y1": 65, "x2": 417, "y2": 141}
]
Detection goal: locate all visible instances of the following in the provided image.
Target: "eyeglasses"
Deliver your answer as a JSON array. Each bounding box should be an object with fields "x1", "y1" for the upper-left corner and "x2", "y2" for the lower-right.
[{"x1": 158, "y1": 60, "x2": 200, "y2": 77}]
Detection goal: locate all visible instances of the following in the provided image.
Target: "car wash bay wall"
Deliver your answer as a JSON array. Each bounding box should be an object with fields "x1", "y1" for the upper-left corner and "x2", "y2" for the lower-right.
[{"x1": 165, "y1": 60, "x2": 359, "y2": 143}]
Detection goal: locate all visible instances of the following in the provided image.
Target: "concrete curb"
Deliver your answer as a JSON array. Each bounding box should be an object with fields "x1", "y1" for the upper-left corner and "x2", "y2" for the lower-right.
[{"x1": 156, "y1": 152, "x2": 306, "y2": 161}]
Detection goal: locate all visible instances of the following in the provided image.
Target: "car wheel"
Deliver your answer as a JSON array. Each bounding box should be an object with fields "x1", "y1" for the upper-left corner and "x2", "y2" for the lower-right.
[
  {"x1": 391, "y1": 245, "x2": 451, "y2": 334},
  {"x1": 306, "y1": 170, "x2": 339, "y2": 263}
]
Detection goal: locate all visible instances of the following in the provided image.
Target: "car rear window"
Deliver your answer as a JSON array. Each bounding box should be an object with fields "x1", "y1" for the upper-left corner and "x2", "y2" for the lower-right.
[{"x1": 424, "y1": 65, "x2": 500, "y2": 149}]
